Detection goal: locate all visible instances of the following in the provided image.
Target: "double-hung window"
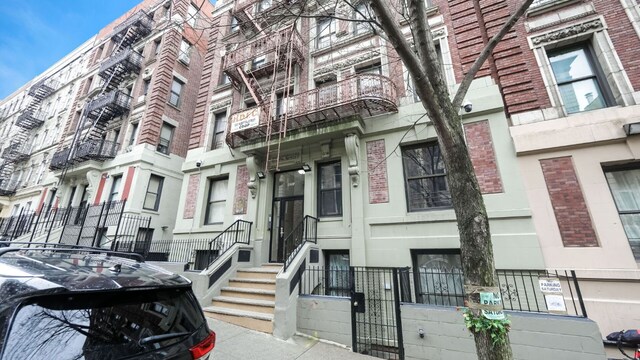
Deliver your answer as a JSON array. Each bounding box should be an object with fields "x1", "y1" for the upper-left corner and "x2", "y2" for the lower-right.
[
  {"x1": 353, "y1": 3, "x2": 372, "y2": 35},
  {"x1": 205, "y1": 178, "x2": 228, "y2": 224},
  {"x1": 211, "y1": 112, "x2": 227, "y2": 150},
  {"x1": 548, "y1": 44, "x2": 611, "y2": 114},
  {"x1": 108, "y1": 175, "x2": 122, "y2": 203},
  {"x1": 604, "y1": 165, "x2": 640, "y2": 261},
  {"x1": 143, "y1": 175, "x2": 164, "y2": 211},
  {"x1": 157, "y1": 123, "x2": 174, "y2": 155},
  {"x1": 317, "y1": 18, "x2": 336, "y2": 49},
  {"x1": 402, "y1": 142, "x2": 451, "y2": 211},
  {"x1": 318, "y1": 161, "x2": 342, "y2": 217},
  {"x1": 169, "y1": 78, "x2": 183, "y2": 107},
  {"x1": 179, "y1": 39, "x2": 191, "y2": 65}
]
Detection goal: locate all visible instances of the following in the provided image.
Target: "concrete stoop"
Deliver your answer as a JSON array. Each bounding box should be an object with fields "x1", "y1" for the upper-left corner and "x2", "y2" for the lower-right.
[{"x1": 203, "y1": 264, "x2": 281, "y2": 334}]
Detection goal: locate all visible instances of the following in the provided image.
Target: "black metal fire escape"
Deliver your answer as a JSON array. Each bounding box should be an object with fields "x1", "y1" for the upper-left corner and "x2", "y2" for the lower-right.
[
  {"x1": 51, "y1": 10, "x2": 152, "y2": 175},
  {"x1": 0, "y1": 77, "x2": 60, "y2": 196}
]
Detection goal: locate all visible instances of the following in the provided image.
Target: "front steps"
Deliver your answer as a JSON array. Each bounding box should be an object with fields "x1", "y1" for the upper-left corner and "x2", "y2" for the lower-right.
[{"x1": 204, "y1": 263, "x2": 281, "y2": 334}]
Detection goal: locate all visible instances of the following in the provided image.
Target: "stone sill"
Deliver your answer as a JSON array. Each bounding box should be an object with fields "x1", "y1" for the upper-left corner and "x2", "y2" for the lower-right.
[{"x1": 526, "y1": 0, "x2": 581, "y2": 17}]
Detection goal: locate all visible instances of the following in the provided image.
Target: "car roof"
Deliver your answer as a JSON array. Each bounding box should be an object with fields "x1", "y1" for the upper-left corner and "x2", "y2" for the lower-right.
[{"x1": 0, "y1": 245, "x2": 190, "y2": 302}]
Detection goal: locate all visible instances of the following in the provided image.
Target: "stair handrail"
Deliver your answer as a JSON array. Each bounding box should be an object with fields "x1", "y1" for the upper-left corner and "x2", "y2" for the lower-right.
[
  {"x1": 283, "y1": 215, "x2": 318, "y2": 272},
  {"x1": 206, "y1": 219, "x2": 252, "y2": 270}
]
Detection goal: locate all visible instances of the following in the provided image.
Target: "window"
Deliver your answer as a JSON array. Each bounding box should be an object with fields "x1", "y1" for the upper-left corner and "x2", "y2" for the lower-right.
[
  {"x1": 318, "y1": 161, "x2": 342, "y2": 217},
  {"x1": 144, "y1": 175, "x2": 164, "y2": 211},
  {"x1": 548, "y1": 44, "x2": 611, "y2": 114},
  {"x1": 354, "y1": 3, "x2": 372, "y2": 35},
  {"x1": 412, "y1": 249, "x2": 464, "y2": 306},
  {"x1": 211, "y1": 112, "x2": 227, "y2": 150},
  {"x1": 157, "y1": 123, "x2": 174, "y2": 155},
  {"x1": 179, "y1": 39, "x2": 191, "y2": 65},
  {"x1": 316, "y1": 77, "x2": 337, "y2": 107},
  {"x1": 356, "y1": 63, "x2": 382, "y2": 95},
  {"x1": 153, "y1": 39, "x2": 162, "y2": 57},
  {"x1": 108, "y1": 175, "x2": 122, "y2": 203},
  {"x1": 604, "y1": 165, "x2": 640, "y2": 261},
  {"x1": 187, "y1": 4, "x2": 198, "y2": 27},
  {"x1": 251, "y1": 55, "x2": 266, "y2": 70},
  {"x1": 129, "y1": 123, "x2": 139, "y2": 146},
  {"x1": 220, "y1": 72, "x2": 231, "y2": 86},
  {"x1": 317, "y1": 18, "x2": 336, "y2": 49},
  {"x1": 230, "y1": 16, "x2": 239, "y2": 33},
  {"x1": 402, "y1": 142, "x2": 451, "y2": 211},
  {"x1": 325, "y1": 251, "x2": 350, "y2": 297},
  {"x1": 258, "y1": 0, "x2": 272, "y2": 12},
  {"x1": 168, "y1": 78, "x2": 183, "y2": 107},
  {"x1": 205, "y1": 178, "x2": 228, "y2": 224},
  {"x1": 143, "y1": 79, "x2": 151, "y2": 96}
]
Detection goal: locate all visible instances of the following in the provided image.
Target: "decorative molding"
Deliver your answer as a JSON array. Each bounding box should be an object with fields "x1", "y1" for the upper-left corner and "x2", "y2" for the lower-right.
[
  {"x1": 320, "y1": 141, "x2": 331, "y2": 158},
  {"x1": 314, "y1": 52, "x2": 378, "y2": 77},
  {"x1": 530, "y1": 18, "x2": 603, "y2": 47},
  {"x1": 527, "y1": 10, "x2": 597, "y2": 32},
  {"x1": 210, "y1": 99, "x2": 232, "y2": 112},
  {"x1": 85, "y1": 170, "x2": 100, "y2": 201},
  {"x1": 345, "y1": 134, "x2": 360, "y2": 187},
  {"x1": 246, "y1": 156, "x2": 260, "y2": 199}
]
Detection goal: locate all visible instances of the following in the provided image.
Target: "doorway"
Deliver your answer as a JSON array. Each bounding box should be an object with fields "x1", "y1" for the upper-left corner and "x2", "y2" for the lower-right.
[{"x1": 270, "y1": 170, "x2": 305, "y2": 263}]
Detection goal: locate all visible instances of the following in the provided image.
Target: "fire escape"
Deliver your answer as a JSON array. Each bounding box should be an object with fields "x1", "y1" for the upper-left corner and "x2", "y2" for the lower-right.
[
  {"x1": 50, "y1": 10, "x2": 152, "y2": 172},
  {"x1": 224, "y1": 0, "x2": 397, "y2": 170},
  {"x1": 0, "y1": 77, "x2": 60, "y2": 196}
]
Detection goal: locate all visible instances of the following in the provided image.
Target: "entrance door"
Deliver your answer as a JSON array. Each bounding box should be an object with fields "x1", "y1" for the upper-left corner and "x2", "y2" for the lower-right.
[{"x1": 271, "y1": 171, "x2": 305, "y2": 263}]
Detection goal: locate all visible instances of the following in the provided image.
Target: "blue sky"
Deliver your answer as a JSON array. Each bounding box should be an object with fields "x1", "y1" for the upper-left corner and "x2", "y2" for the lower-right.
[{"x1": 0, "y1": 0, "x2": 143, "y2": 99}]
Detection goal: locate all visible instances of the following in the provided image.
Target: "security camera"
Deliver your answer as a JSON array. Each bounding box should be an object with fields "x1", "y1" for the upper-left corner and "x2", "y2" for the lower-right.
[
  {"x1": 195, "y1": 160, "x2": 202, "y2": 168},
  {"x1": 462, "y1": 100, "x2": 472, "y2": 113}
]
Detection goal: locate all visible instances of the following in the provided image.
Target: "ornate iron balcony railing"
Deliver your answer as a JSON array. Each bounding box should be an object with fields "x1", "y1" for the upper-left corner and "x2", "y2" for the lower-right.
[
  {"x1": 16, "y1": 110, "x2": 46, "y2": 130},
  {"x1": 86, "y1": 90, "x2": 132, "y2": 120},
  {"x1": 27, "y1": 77, "x2": 60, "y2": 100},
  {"x1": 111, "y1": 10, "x2": 153, "y2": 43},
  {"x1": 98, "y1": 48, "x2": 144, "y2": 79},
  {"x1": 226, "y1": 74, "x2": 397, "y2": 147}
]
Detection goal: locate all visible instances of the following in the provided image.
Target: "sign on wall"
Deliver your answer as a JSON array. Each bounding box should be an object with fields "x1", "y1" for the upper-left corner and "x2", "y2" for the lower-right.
[
  {"x1": 538, "y1": 277, "x2": 567, "y2": 314},
  {"x1": 230, "y1": 108, "x2": 261, "y2": 133}
]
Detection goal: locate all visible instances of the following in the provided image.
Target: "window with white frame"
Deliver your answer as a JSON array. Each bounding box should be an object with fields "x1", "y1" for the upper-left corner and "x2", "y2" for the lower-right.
[
  {"x1": 318, "y1": 161, "x2": 342, "y2": 217},
  {"x1": 157, "y1": 123, "x2": 174, "y2": 155},
  {"x1": 211, "y1": 112, "x2": 227, "y2": 150},
  {"x1": 230, "y1": 16, "x2": 239, "y2": 33},
  {"x1": 604, "y1": 165, "x2": 640, "y2": 261},
  {"x1": 108, "y1": 175, "x2": 122, "y2": 203},
  {"x1": 129, "y1": 123, "x2": 139, "y2": 146},
  {"x1": 354, "y1": 3, "x2": 373, "y2": 35},
  {"x1": 547, "y1": 44, "x2": 612, "y2": 114},
  {"x1": 168, "y1": 78, "x2": 184, "y2": 107},
  {"x1": 317, "y1": 18, "x2": 336, "y2": 49},
  {"x1": 205, "y1": 178, "x2": 228, "y2": 224},
  {"x1": 143, "y1": 174, "x2": 164, "y2": 211},
  {"x1": 187, "y1": 3, "x2": 198, "y2": 27},
  {"x1": 179, "y1": 39, "x2": 191, "y2": 65}
]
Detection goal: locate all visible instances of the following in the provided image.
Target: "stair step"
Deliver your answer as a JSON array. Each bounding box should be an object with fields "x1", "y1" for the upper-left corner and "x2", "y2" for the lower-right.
[
  {"x1": 203, "y1": 306, "x2": 273, "y2": 333},
  {"x1": 228, "y1": 278, "x2": 276, "y2": 290},
  {"x1": 212, "y1": 296, "x2": 275, "y2": 314},
  {"x1": 240, "y1": 267, "x2": 280, "y2": 273},
  {"x1": 236, "y1": 268, "x2": 280, "y2": 280},
  {"x1": 261, "y1": 263, "x2": 283, "y2": 267},
  {"x1": 220, "y1": 287, "x2": 275, "y2": 301}
]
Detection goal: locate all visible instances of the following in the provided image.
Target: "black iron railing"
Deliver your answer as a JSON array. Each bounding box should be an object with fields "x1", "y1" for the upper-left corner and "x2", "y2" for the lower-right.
[
  {"x1": 111, "y1": 10, "x2": 153, "y2": 42},
  {"x1": 0, "y1": 180, "x2": 19, "y2": 197},
  {"x1": 50, "y1": 148, "x2": 71, "y2": 170},
  {"x1": 16, "y1": 110, "x2": 46, "y2": 130},
  {"x1": 1, "y1": 142, "x2": 30, "y2": 163},
  {"x1": 73, "y1": 139, "x2": 120, "y2": 161},
  {"x1": 28, "y1": 77, "x2": 60, "y2": 99},
  {"x1": 299, "y1": 266, "x2": 588, "y2": 317},
  {"x1": 98, "y1": 48, "x2": 144, "y2": 79},
  {"x1": 86, "y1": 90, "x2": 132, "y2": 117},
  {"x1": 283, "y1": 215, "x2": 318, "y2": 272},
  {"x1": 206, "y1": 219, "x2": 252, "y2": 269}
]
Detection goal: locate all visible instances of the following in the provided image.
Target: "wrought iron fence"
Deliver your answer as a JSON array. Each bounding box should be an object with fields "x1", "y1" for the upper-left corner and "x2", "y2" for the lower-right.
[
  {"x1": 283, "y1": 215, "x2": 318, "y2": 272},
  {"x1": 300, "y1": 265, "x2": 587, "y2": 317}
]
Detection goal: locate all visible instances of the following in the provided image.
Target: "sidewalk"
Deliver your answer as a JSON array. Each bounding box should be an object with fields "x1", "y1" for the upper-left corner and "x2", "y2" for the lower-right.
[{"x1": 206, "y1": 318, "x2": 375, "y2": 360}]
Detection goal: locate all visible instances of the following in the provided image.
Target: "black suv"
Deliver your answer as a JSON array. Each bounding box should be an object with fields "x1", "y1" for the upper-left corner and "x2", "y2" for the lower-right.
[{"x1": 0, "y1": 243, "x2": 215, "y2": 360}]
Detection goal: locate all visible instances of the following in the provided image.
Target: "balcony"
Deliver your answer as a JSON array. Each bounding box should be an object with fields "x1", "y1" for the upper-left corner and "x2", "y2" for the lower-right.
[
  {"x1": 49, "y1": 139, "x2": 120, "y2": 171},
  {"x1": 50, "y1": 148, "x2": 71, "y2": 170},
  {"x1": 85, "y1": 90, "x2": 132, "y2": 120},
  {"x1": 15, "y1": 110, "x2": 46, "y2": 130},
  {"x1": 27, "y1": 77, "x2": 60, "y2": 100},
  {"x1": 98, "y1": 48, "x2": 144, "y2": 81},
  {"x1": 226, "y1": 74, "x2": 397, "y2": 147},
  {"x1": 111, "y1": 10, "x2": 153, "y2": 46},
  {"x1": 1, "y1": 142, "x2": 30, "y2": 163},
  {"x1": 0, "y1": 180, "x2": 17, "y2": 197},
  {"x1": 223, "y1": 26, "x2": 305, "y2": 83}
]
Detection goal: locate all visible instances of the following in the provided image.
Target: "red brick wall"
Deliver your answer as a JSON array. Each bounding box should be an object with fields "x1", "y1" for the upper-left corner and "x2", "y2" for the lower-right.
[
  {"x1": 367, "y1": 139, "x2": 389, "y2": 204},
  {"x1": 464, "y1": 120, "x2": 503, "y2": 194},
  {"x1": 183, "y1": 173, "x2": 200, "y2": 219},
  {"x1": 233, "y1": 165, "x2": 249, "y2": 215},
  {"x1": 540, "y1": 157, "x2": 598, "y2": 247}
]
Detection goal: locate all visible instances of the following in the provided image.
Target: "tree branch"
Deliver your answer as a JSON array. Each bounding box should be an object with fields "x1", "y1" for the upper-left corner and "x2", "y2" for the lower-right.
[{"x1": 452, "y1": 0, "x2": 534, "y2": 109}]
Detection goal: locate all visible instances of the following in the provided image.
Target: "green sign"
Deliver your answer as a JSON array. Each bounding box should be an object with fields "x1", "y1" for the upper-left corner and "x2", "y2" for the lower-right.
[{"x1": 480, "y1": 292, "x2": 505, "y2": 320}]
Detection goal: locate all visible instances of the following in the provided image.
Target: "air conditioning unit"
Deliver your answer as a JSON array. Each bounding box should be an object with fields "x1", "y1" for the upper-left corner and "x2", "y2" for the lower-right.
[{"x1": 178, "y1": 51, "x2": 190, "y2": 65}]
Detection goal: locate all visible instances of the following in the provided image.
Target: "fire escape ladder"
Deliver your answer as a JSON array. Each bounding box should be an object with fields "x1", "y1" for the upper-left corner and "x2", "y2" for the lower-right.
[{"x1": 236, "y1": 66, "x2": 264, "y2": 105}]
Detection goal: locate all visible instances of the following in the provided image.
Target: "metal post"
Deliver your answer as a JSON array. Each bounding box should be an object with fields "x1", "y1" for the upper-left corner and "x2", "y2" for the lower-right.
[
  {"x1": 571, "y1": 270, "x2": 588, "y2": 318},
  {"x1": 392, "y1": 268, "x2": 405, "y2": 360},
  {"x1": 91, "y1": 201, "x2": 106, "y2": 247},
  {"x1": 112, "y1": 200, "x2": 126, "y2": 250},
  {"x1": 45, "y1": 207, "x2": 58, "y2": 244},
  {"x1": 349, "y1": 266, "x2": 357, "y2": 354},
  {"x1": 75, "y1": 204, "x2": 91, "y2": 246},
  {"x1": 10, "y1": 208, "x2": 24, "y2": 241},
  {"x1": 29, "y1": 211, "x2": 42, "y2": 243}
]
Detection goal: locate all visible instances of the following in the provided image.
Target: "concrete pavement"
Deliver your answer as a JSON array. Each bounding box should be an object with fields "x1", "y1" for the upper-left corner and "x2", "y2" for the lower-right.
[{"x1": 206, "y1": 318, "x2": 375, "y2": 360}]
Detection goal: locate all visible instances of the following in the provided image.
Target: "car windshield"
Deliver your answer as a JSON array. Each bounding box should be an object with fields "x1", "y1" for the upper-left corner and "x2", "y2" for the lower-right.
[{"x1": 1, "y1": 288, "x2": 206, "y2": 360}]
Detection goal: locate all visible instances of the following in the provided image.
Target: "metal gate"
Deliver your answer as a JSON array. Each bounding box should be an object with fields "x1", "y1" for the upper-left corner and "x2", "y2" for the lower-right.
[{"x1": 350, "y1": 267, "x2": 405, "y2": 360}]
